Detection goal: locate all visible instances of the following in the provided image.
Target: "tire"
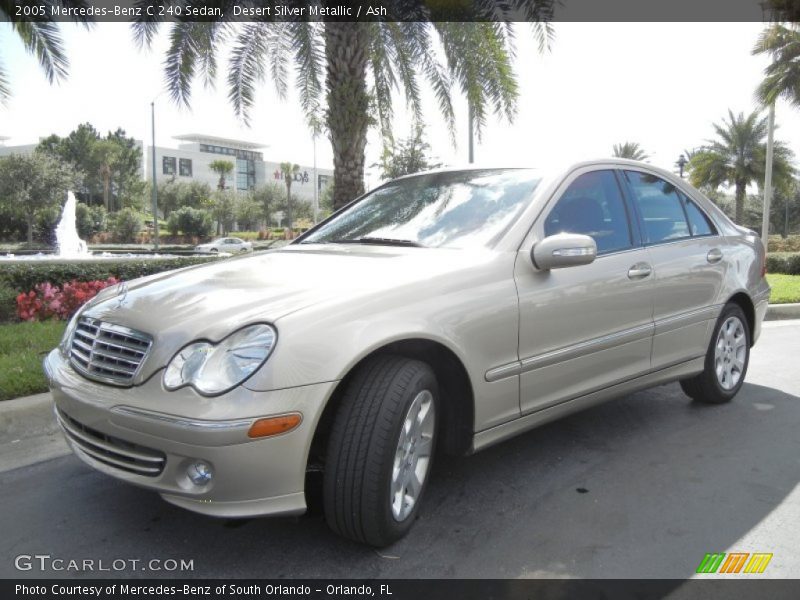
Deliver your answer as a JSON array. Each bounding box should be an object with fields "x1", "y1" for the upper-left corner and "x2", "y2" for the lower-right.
[
  {"x1": 323, "y1": 355, "x2": 438, "y2": 547},
  {"x1": 680, "y1": 303, "x2": 750, "y2": 404}
]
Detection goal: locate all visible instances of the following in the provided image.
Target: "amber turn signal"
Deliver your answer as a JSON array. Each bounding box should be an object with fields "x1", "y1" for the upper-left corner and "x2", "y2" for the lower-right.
[{"x1": 247, "y1": 413, "x2": 302, "y2": 438}]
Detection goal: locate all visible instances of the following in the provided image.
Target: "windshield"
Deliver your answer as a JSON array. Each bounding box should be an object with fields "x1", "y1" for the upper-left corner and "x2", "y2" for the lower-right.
[{"x1": 299, "y1": 169, "x2": 541, "y2": 249}]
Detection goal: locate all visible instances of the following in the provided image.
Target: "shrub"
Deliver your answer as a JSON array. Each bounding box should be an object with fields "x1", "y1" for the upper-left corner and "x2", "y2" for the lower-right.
[
  {"x1": 17, "y1": 278, "x2": 119, "y2": 321},
  {"x1": 767, "y1": 235, "x2": 800, "y2": 253},
  {"x1": 110, "y1": 208, "x2": 143, "y2": 243},
  {"x1": 76, "y1": 203, "x2": 108, "y2": 239},
  {"x1": 0, "y1": 256, "x2": 222, "y2": 292},
  {"x1": 35, "y1": 206, "x2": 61, "y2": 246},
  {"x1": 767, "y1": 252, "x2": 800, "y2": 275},
  {"x1": 177, "y1": 207, "x2": 214, "y2": 238},
  {"x1": 0, "y1": 281, "x2": 17, "y2": 322},
  {"x1": 166, "y1": 211, "x2": 181, "y2": 237}
]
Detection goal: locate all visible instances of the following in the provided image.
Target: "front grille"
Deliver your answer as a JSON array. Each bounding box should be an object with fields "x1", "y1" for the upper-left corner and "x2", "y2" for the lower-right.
[
  {"x1": 57, "y1": 408, "x2": 166, "y2": 477},
  {"x1": 69, "y1": 317, "x2": 152, "y2": 385}
]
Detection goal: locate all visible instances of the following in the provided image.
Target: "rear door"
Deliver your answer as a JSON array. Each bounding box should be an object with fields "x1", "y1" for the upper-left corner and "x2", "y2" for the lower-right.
[
  {"x1": 620, "y1": 169, "x2": 726, "y2": 370},
  {"x1": 515, "y1": 167, "x2": 655, "y2": 415}
]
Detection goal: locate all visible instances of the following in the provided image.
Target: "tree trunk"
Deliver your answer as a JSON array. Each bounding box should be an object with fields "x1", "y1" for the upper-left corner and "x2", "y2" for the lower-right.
[
  {"x1": 324, "y1": 22, "x2": 370, "y2": 211},
  {"x1": 735, "y1": 179, "x2": 746, "y2": 225},
  {"x1": 103, "y1": 173, "x2": 111, "y2": 212},
  {"x1": 286, "y1": 181, "x2": 293, "y2": 234},
  {"x1": 26, "y1": 212, "x2": 34, "y2": 245}
]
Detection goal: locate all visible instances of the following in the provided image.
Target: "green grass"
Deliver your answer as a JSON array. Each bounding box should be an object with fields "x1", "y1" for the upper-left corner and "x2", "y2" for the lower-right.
[
  {"x1": 0, "y1": 321, "x2": 65, "y2": 401},
  {"x1": 767, "y1": 274, "x2": 800, "y2": 304}
]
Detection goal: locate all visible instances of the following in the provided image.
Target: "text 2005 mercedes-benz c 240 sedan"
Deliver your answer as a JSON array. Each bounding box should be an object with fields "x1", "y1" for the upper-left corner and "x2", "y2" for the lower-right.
[{"x1": 46, "y1": 160, "x2": 769, "y2": 546}]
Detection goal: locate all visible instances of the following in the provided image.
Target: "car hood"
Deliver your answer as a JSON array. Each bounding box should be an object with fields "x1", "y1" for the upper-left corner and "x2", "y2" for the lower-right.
[{"x1": 81, "y1": 244, "x2": 492, "y2": 382}]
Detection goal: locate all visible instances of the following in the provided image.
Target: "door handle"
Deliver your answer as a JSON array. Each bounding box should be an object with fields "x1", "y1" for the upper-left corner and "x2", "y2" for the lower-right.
[
  {"x1": 707, "y1": 248, "x2": 723, "y2": 264},
  {"x1": 628, "y1": 262, "x2": 652, "y2": 280}
]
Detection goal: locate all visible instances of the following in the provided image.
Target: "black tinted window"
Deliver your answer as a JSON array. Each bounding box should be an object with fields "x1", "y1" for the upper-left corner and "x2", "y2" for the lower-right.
[
  {"x1": 682, "y1": 194, "x2": 716, "y2": 237},
  {"x1": 624, "y1": 171, "x2": 690, "y2": 244},
  {"x1": 544, "y1": 170, "x2": 632, "y2": 254}
]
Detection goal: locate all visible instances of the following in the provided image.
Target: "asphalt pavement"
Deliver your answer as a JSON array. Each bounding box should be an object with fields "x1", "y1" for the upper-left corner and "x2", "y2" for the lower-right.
[{"x1": 1, "y1": 320, "x2": 798, "y2": 580}]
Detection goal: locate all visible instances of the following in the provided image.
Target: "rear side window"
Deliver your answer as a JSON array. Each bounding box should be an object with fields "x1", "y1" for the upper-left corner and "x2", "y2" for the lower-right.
[
  {"x1": 624, "y1": 171, "x2": 690, "y2": 244},
  {"x1": 681, "y1": 194, "x2": 716, "y2": 237},
  {"x1": 544, "y1": 170, "x2": 633, "y2": 255}
]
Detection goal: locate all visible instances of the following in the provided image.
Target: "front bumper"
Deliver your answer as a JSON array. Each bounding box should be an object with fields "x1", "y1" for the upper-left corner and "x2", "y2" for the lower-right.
[{"x1": 44, "y1": 349, "x2": 337, "y2": 518}]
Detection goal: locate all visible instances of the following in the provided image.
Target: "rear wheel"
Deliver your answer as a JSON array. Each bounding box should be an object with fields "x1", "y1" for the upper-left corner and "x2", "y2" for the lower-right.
[
  {"x1": 680, "y1": 303, "x2": 750, "y2": 404},
  {"x1": 323, "y1": 355, "x2": 438, "y2": 547}
]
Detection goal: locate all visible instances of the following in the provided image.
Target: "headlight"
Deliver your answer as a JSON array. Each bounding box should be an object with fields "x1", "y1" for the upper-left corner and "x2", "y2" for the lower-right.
[
  {"x1": 59, "y1": 311, "x2": 82, "y2": 356},
  {"x1": 163, "y1": 324, "x2": 277, "y2": 395}
]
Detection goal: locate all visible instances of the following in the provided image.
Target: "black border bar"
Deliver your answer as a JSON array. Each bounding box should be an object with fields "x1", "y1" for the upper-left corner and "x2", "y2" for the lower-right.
[
  {"x1": 5, "y1": 579, "x2": 800, "y2": 600},
  {"x1": 2, "y1": 0, "x2": 797, "y2": 23}
]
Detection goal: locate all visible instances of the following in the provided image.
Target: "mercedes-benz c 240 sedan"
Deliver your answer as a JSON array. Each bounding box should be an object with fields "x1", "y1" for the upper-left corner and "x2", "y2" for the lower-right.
[{"x1": 46, "y1": 160, "x2": 769, "y2": 546}]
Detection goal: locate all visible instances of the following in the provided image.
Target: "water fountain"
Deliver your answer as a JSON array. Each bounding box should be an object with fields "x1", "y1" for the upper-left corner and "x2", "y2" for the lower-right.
[
  {"x1": 0, "y1": 192, "x2": 183, "y2": 261},
  {"x1": 54, "y1": 192, "x2": 89, "y2": 258}
]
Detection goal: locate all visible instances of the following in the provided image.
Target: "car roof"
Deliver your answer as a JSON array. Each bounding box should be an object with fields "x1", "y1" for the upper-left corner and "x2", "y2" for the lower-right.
[{"x1": 389, "y1": 159, "x2": 681, "y2": 184}]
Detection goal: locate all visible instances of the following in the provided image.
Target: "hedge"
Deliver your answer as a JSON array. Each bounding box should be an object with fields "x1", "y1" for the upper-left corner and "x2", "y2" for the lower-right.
[
  {"x1": 0, "y1": 256, "x2": 223, "y2": 293},
  {"x1": 767, "y1": 252, "x2": 800, "y2": 276}
]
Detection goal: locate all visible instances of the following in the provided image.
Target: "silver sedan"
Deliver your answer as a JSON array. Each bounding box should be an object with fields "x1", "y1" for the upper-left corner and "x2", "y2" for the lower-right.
[{"x1": 46, "y1": 160, "x2": 769, "y2": 547}]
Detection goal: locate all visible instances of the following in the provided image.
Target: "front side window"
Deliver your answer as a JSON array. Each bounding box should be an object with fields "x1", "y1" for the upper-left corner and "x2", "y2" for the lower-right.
[
  {"x1": 300, "y1": 169, "x2": 541, "y2": 249},
  {"x1": 624, "y1": 171, "x2": 690, "y2": 244},
  {"x1": 544, "y1": 170, "x2": 633, "y2": 255}
]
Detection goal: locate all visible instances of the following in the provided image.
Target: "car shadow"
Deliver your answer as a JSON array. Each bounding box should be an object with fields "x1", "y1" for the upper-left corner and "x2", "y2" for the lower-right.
[{"x1": 2, "y1": 381, "x2": 798, "y2": 582}]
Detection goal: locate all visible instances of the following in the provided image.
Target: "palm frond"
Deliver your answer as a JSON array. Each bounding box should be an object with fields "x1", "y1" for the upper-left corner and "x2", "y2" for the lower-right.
[
  {"x1": 0, "y1": 57, "x2": 9, "y2": 103},
  {"x1": 366, "y1": 23, "x2": 398, "y2": 144},
  {"x1": 11, "y1": 21, "x2": 69, "y2": 84},
  {"x1": 227, "y1": 23, "x2": 269, "y2": 125},
  {"x1": 163, "y1": 22, "x2": 208, "y2": 107},
  {"x1": 290, "y1": 21, "x2": 325, "y2": 134}
]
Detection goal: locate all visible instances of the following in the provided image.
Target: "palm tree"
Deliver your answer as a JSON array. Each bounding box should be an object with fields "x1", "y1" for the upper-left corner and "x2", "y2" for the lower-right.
[
  {"x1": 280, "y1": 162, "x2": 300, "y2": 235},
  {"x1": 689, "y1": 109, "x2": 794, "y2": 224},
  {"x1": 209, "y1": 160, "x2": 234, "y2": 191},
  {"x1": 131, "y1": 8, "x2": 556, "y2": 209},
  {"x1": 612, "y1": 142, "x2": 649, "y2": 161},
  {"x1": 0, "y1": 1, "x2": 91, "y2": 102},
  {"x1": 92, "y1": 139, "x2": 121, "y2": 212},
  {"x1": 753, "y1": 23, "x2": 800, "y2": 237},
  {"x1": 753, "y1": 24, "x2": 800, "y2": 108}
]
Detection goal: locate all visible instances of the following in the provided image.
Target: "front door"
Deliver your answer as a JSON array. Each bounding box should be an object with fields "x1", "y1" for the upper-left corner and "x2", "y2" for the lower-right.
[{"x1": 514, "y1": 168, "x2": 655, "y2": 415}]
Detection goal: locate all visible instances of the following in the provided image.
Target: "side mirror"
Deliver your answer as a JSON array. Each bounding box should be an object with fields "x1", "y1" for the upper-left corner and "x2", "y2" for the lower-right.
[{"x1": 531, "y1": 233, "x2": 597, "y2": 270}]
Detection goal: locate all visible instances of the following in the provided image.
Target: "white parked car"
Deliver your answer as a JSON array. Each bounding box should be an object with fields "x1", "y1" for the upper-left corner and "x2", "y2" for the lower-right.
[{"x1": 195, "y1": 237, "x2": 253, "y2": 254}]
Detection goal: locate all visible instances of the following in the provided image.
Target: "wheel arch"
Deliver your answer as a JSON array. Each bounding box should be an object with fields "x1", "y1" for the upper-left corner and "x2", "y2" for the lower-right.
[
  {"x1": 306, "y1": 338, "x2": 475, "y2": 477},
  {"x1": 725, "y1": 291, "x2": 756, "y2": 346}
]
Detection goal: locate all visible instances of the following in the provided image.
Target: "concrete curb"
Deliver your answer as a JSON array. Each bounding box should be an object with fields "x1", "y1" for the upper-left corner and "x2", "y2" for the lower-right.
[
  {"x1": 765, "y1": 302, "x2": 800, "y2": 321},
  {"x1": 0, "y1": 392, "x2": 69, "y2": 473},
  {"x1": 0, "y1": 392, "x2": 57, "y2": 444}
]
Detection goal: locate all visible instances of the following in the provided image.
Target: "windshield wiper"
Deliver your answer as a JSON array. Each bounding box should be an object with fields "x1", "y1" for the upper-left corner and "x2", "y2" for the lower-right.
[{"x1": 329, "y1": 237, "x2": 425, "y2": 247}]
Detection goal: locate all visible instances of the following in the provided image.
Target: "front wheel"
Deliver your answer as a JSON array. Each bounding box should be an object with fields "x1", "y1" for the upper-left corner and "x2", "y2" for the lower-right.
[
  {"x1": 323, "y1": 355, "x2": 438, "y2": 547},
  {"x1": 680, "y1": 303, "x2": 750, "y2": 404}
]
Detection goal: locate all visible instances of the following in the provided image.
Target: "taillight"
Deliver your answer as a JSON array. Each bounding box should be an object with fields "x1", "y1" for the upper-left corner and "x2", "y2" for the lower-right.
[{"x1": 760, "y1": 249, "x2": 767, "y2": 278}]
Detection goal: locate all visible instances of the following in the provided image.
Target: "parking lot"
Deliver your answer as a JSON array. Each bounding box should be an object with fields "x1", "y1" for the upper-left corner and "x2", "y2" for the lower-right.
[{"x1": 1, "y1": 320, "x2": 798, "y2": 580}]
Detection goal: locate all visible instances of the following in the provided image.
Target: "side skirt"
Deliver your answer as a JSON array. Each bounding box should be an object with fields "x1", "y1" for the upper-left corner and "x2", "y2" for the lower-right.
[{"x1": 470, "y1": 356, "x2": 704, "y2": 454}]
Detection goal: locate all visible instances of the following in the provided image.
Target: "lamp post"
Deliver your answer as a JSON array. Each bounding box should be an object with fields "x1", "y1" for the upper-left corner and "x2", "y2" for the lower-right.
[
  {"x1": 312, "y1": 132, "x2": 319, "y2": 223},
  {"x1": 676, "y1": 153, "x2": 687, "y2": 178},
  {"x1": 467, "y1": 101, "x2": 474, "y2": 164},
  {"x1": 150, "y1": 99, "x2": 160, "y2": 250},
  {"x1": 762, "y1": 103, "x2": 775, "y2": 249}
]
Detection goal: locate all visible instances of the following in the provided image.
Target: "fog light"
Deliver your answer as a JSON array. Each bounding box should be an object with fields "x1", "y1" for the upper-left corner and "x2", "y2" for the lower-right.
[{"x1": 187, "y1": 461, "x2": 213, "y2": 485}]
